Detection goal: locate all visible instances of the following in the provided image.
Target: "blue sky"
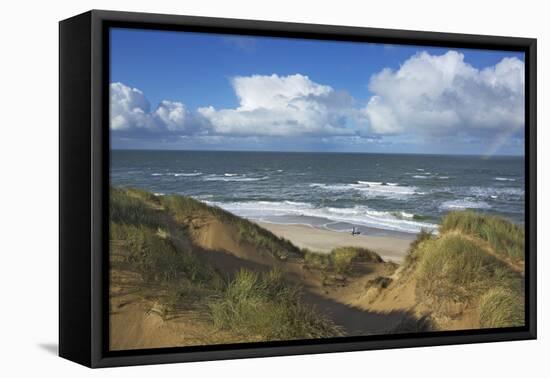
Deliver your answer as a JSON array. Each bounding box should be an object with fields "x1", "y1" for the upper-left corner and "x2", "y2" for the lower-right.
[{"x1": 110, "y1": 28, "x2": 525, "y2": 155}]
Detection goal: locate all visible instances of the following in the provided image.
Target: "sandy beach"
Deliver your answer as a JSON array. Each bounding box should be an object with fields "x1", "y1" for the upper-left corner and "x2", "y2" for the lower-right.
[{"x1": 257, "y1": 222, "x2": 414, "y2": 263}]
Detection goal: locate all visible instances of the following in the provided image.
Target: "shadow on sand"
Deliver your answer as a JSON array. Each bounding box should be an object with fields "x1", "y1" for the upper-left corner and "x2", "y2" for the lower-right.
[
  {"x1": 194, "y1": 246, "x2": 431, "y2": 336},
  {"x1": 301, "y1": 289, "x2": 429, "y2": 336}
]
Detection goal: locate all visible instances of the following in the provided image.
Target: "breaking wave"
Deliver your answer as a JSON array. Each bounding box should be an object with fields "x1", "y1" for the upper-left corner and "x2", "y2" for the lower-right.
[
  {"x1": 203, "y1": 200, "x2": 437, "y2": 234},
  {"x1": 310, "y1": 181, "x2": 418, "y2": 200}
]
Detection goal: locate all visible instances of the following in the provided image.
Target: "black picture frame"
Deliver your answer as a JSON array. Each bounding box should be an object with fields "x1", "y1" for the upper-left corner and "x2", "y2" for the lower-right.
[{"x1": 59, "y1": 9, "x2": 537, "y2": 368}]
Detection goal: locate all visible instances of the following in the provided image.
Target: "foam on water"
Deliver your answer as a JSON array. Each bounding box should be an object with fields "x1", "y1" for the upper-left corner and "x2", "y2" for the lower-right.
[
  {"x1": 468, "y1": 186, "x2": 524, "y2": 198},
  {"x1": 310, "y1": 181, "x2": 418, "y2": 200},
  {"x1": 174, "y1": 172, "x2": 203, "y2": 177},
  {"x1": 203, "y1": 174, "x2": 268, "y2": 182},
  {"x1": 152, "y1": 172, "x2": 202, "y2": 177},
  {"x1": 440, "y1": 198, "x2": 491, "y2": 210},
  {"x1": 357, "y1": 181, "x2": 383, "y2": 185},
  {"x1": 112, "y1": 150, "x2": 526, "y2": 230},
  {"x1": 203, "y1": 199, "x2": 437, "y2": 234}
]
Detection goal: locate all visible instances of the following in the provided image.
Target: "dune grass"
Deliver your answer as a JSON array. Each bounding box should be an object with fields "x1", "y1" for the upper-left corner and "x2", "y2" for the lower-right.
[
  {"x1": 479, "y1": 287, "x2": 525, "y2": 328},
  {"x1": 404, "y1": 229, "x2": 434, "y2": 266},
  {"x1": 110, "y1": 187, "x2": 163, "y2": 229},
  {"x1": 111, "y1": 187, "x2": 526, "y2": 334},
  {"x1": 303, "y1": 249, "x2": 330, "y2": 270},
  {"x1": 125, "y1": 187, "x2": 162, "y2": 204},
  {"x1": 161, "y1": 194, "x2": 301, "y2": 260},
  {"x1": 111, "y1": 187, "x2": 222, "y2": 288},
  {"x1": 416, "y1": 234, "x2": 520, "y2": 304},
  {"x1": 304, "y1": 246, "x2": 383, "y2": 275},
  {"x1": 402, "y1": 211, "x2": 525, "y2": 327},
  {"x1": 440, "y1": 210, "x2": 524, "y2": 262},
  {"x1": 110, "y1": 187, "x2": 342, "y2": 340},
  {"x1": 113, "y1": 223, "x2": 217, "y2": 284},
  {"x1": 331, "y1": 247, "x2": 383, "y2": 274},
  {"x1": 209, "y1": 269, "x2": 343, "y2": 340}
]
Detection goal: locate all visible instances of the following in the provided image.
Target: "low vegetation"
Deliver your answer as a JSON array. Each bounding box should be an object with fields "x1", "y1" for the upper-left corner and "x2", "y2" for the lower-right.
[
  {"x1": 110, "y1": 187, "x2": 162, "y2": 229},
  {"x1": 416, "y1": 234, "x2": 520, "y2": 305},
  {"x1": 440, "y1": 210, "x2": 525, "y2": 262},
  {"x1": 111, "y1": 222, "x2": 216, "y2": 284},
  {"x1": 161, "y1": 194, "x2": 301, "y2": 260},
  {"x1": 110, "y1": 187, "x2": 342, "y2": 341},
  {"x1": 479, "y1": 287, "x2": 525, "y2": 328},
  {"x1": 403, "y1": 229, "x2": 434, "y2": 266},
  {"x1": 402, "y1": 211, "x2": 525, "y2": 328},
  {"x1": 304, "y1": 246, "x2": 383, "y2": 275},
  {"x1": 210, "y1": 269, "x2": 342, "y2": 340},
  {"x1": 110, "y1": 186, "x2": 526, "y2": 342}
]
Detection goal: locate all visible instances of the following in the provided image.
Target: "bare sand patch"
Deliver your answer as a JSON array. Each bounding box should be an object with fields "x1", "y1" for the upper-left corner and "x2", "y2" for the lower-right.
[{"x1": 256, "y1": 222, "x2": 413, "y2": 263}]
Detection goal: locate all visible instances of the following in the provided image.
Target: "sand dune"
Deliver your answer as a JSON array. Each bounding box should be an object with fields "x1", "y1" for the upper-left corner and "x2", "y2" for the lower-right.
[{"x1": 109, "y1": 188, "x2": 524, "y2": 350}]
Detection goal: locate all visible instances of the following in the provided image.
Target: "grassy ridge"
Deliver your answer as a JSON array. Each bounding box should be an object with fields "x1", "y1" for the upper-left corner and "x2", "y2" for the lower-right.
[
  {"x1": 416, "y1": 234, "x2": 520, "y2": 303},
  {"x1": 110, "y1": 187, "x2": 162, "y2": 229},
  {"x1": 404, "y1": 211, "x2": 525, "y2": 328},
  {"x1": 161, "y1": 194, "x2": 302, "y2": 260},
  {"x1": 110, "y1": 187, "x2": 341, "y2": 340},
  {"x1": 440, "y1": 210, "x2": 524, "y2": 262},
  {"x1": 111, "y1": 223, "x2": 217, "y2": 284}
]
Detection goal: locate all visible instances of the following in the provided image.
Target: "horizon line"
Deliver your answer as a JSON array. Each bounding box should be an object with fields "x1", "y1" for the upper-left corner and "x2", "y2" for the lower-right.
[{"x1": 110, "y1": 147, "x2": 525, "y2": 158}]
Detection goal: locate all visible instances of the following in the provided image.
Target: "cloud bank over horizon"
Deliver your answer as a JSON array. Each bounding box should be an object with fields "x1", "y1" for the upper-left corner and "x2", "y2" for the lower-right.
[
  {"x1": 364, "y1": 51, "x2": 524, "y2": 136},
  {"x1": 110, "y1": 50, "x2": 525, "y2": 154}
]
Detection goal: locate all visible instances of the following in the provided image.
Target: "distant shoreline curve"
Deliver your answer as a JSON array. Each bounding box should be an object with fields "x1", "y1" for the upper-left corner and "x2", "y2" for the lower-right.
[{"x1": 255, "y1": 221, "x2": 414, "y2": 263}]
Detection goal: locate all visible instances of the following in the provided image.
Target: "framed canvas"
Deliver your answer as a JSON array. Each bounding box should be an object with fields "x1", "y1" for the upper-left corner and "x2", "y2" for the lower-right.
[{"x1": 59, "y1": 10, "x2": 537, "y2": 368}]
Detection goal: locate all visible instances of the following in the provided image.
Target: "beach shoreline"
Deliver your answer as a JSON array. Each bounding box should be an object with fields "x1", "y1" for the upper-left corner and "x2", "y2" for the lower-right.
[{"x1": 256, "y1": 221, "x2": 415, "y2": 263}]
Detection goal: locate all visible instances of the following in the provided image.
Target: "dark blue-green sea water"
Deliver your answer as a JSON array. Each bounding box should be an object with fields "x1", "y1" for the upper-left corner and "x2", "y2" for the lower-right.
[{"x1": 111, "y1": 150, "x2": 525, "y2": 236}]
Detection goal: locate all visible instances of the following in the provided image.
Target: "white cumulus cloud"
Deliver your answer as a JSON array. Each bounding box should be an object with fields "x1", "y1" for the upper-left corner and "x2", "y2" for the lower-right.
[
  {"x1": 110, "y1": 51, "x2": 524, "y2": 153},
  {"x1": 110, "y1": 82, "x2": 199, "y2": 134},
  {"x1": 110, "y1": 82, "x2": 156, "y2": 131},
  {"x1": 197, "y1": 74, "x2": 360, "y2": 137},
  {"x1": 153, "y1": 100, "x2": 192, "y2": 132},
  {"x1": 364, "y1": 51, "x2": 525, "y2": 136}
]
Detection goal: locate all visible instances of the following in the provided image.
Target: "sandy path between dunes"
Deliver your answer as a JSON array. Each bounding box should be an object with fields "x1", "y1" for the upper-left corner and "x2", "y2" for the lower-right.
[
  {"x1": 256, "y1": 222, "x2": 414, "y2": 263},
  {"x1": 110, "y1": 201, "x2": 421, "y2": 349}
]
